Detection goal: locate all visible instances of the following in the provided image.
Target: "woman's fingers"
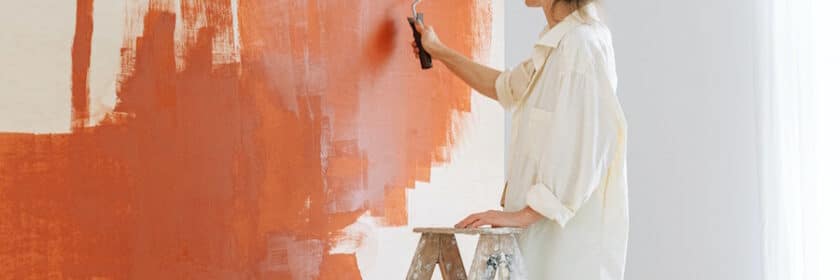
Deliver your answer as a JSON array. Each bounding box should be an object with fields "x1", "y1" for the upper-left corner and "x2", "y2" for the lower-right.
[
  {"x1": 467, "y1": 219, "x2": 482, "y2": 229},
  {"x1": 473, "y1": 212, "x2": 498, "y2": 228},
  {"x1": 456, "y1": 213, "x2": 480, "y2": 228},
  {"x1": 415, "y1": 21, "x2": 426, "y2": 35},
  {"x1": 458, "y1": 213, "x2": 493, "y2": 229},
  {"x1": 409, "y1": 41, "x2": 420, "y2": 59},
  {"x1": 468, "y1": 218, "x2": 491, "y2": 229},
  {"x1": 462, "y1": 215, "x2": 480, "y2": 229},
  {"x1": 455, "y1": 216, "x2": 471, "y2": 228},
  {"x1": 466, "y1": 219, "x2": 481, "y2": 229},
  {"x1": 456, "y1": 210, "x2": 509, "y2": 229}
]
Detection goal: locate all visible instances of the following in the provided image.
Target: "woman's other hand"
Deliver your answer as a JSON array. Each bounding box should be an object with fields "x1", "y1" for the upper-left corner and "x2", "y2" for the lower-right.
[
  {"x1": 454, "y1": 207, "x2": 543, "y2": 229},
  {"x1": 411, "y1": 22, "x2": 446, "y2": 58}
]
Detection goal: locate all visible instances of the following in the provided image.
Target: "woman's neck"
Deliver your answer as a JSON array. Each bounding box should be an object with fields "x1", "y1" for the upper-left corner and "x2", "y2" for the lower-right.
[{"x1": 543, "y1": 3, "x2": 575, "y2": 27}]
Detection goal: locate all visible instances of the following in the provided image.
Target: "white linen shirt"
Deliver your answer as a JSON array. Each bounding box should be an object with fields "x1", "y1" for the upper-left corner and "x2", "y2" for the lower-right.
[{"x1": 496, "y1": 6, "x2": 629, "y2": 280}]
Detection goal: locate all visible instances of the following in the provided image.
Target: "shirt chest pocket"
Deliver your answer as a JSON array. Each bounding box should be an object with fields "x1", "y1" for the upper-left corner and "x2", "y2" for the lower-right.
[{"x1": 523, "y1": 107, "x2": 553, "y2": 158}]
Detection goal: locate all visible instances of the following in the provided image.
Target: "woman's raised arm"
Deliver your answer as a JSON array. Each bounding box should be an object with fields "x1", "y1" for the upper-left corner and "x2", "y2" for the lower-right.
[{"x1": 411, "y1": 23, "x2": 501, "y2": 101}]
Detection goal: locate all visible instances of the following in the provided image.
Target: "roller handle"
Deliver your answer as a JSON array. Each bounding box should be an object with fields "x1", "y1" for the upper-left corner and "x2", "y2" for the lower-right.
[{"x1": 408, "y1": 14, "x2": 433, "y2": 70}]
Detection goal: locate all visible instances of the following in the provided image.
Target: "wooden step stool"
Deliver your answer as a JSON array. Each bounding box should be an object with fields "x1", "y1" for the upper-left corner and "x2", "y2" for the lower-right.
[{"x1": 406, "y1": 227, "x2": 527, "y2": 280}]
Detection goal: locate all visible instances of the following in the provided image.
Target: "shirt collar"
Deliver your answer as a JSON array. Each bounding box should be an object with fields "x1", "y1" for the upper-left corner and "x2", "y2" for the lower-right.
[{"x1": 534, "y1": 4, "x2": 600, "y2": 48}]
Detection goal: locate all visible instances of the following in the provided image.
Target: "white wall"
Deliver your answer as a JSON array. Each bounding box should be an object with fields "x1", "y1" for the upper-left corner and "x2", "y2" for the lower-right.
[{"x1": 505, "y1": 2, "x2": 764, "y2": 280}]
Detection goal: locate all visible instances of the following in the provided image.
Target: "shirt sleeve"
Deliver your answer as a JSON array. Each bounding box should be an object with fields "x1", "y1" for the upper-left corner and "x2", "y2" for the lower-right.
[
  {"x1": 495, "y1": 60, "x2": 535, "y2": 110},
  {"x1": 524, "y1": 70, "x2": 620, "y2": 227}
]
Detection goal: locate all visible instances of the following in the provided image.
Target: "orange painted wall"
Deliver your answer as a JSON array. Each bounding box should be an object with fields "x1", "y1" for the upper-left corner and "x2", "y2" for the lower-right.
[{"x1": 0, "y1": 0, "x2": 492, "y2": 278}]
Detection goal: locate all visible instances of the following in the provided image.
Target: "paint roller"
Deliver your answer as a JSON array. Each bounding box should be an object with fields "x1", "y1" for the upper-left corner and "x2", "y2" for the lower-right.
[{"x1": 408, "y1": 0, "x2": 433, "y2": 70}]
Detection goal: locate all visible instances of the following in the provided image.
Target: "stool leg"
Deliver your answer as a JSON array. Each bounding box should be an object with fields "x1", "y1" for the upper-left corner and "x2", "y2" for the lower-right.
[
  {"x1": 497, "y1": 234, "x2": 527, "y2": 280},
  {"x1": 469, "y1": 235, "x2": 499, "y2": 280},
  {"x1": 438, "y1": 234, "x2": 467, "y2": 280},
  {"x1": 406, "y1": 233, "x2": 440, "y2": 280}
]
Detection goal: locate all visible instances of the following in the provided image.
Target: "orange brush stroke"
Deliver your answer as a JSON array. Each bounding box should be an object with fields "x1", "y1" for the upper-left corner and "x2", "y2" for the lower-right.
[
  {"x1": 71, "y1": 0, "x2": 93, "y2": 131},
  {"x1": 0, "y1": 0, "x2": 492, "y2": 278}
]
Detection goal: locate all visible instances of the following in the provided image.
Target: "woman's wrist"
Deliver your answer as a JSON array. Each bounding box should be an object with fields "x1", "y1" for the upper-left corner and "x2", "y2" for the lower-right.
[
  {"x1": 429, "y1": 44, "x2": 453, "y2": 63},
  {"x1": 516, "y1": 207, "x2": 543, "y2": 226}
]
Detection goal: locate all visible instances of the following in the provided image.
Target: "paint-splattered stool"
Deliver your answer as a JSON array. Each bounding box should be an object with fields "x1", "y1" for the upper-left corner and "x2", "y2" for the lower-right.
[{"x1": 406, "y1": 227, "x2": 527, "y2": 280}]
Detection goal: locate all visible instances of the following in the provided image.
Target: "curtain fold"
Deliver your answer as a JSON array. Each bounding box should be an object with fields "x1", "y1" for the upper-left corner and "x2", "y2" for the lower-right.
[{"x1": 757, "y1": 1, "x2": 840, "y2": 279}]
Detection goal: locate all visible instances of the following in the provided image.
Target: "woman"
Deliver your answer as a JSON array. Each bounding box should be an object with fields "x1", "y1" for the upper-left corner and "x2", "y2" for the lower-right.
[{"x1": 411, "y1": 0, "x2": 628, "y2": 279}]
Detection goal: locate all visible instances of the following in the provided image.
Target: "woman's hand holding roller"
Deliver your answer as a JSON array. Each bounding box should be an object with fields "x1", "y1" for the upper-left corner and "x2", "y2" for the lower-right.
[
  {"x1": 410, "y1": 22, "x2": 446, "y2": 59},
  {"x1": 408, "y1": 22, "x2": 502, "y2": 101}
]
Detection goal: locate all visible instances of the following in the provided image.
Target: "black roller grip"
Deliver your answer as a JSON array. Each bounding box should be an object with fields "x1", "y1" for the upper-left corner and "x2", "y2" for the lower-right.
[{"x1": 408, "y1": 13, "x2": 433, "y2": 70}]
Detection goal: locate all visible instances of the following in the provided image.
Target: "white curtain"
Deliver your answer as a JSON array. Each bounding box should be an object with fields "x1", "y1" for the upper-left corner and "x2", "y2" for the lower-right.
[{"x1": 757, "y1": 0, "x2": 840, "y2": 280}]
